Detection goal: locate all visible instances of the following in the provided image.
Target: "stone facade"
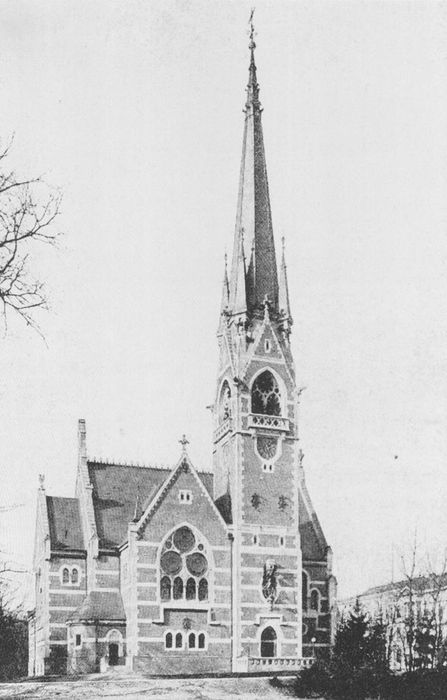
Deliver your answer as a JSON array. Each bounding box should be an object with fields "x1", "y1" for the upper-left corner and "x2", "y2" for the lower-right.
[{"x1": 28, "y1": 25, "x2": 335, "y2": 677}]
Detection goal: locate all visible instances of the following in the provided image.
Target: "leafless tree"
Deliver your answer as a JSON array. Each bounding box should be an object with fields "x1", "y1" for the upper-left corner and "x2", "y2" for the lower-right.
[{"x1": 0, "y1": 139, "x2": 61, "y2": 335}]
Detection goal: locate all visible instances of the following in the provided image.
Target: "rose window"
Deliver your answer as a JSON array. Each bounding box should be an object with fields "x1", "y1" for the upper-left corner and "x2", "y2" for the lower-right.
[{"x1": 160, "y1": 526, "x2": 209, "y2": 603}]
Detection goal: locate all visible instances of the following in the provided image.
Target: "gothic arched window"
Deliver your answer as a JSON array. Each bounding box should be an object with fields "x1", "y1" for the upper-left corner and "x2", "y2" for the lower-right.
[
  {"x1": 219, "y1": 381, "x2": 232, "y2": 422},
  {"x1": 198, "y1": 578, "x2": 208, "y2": 602},
  {"x1": 173, "y1": 577, "x2": 183, "y2": 600},
  {"x1": 175, "y1": 632, "x2": 183, "y2": 649},
  {"x1": 71, "y1": 568, "x2": 79, "y2": 584},
  {"x1": 186, "y1": 577, "x2": 196, "y2": 600},
  {"x1": 165, "y1": 632, "x2": 173, "y2": 649},
  {"x1": 159, "y1": 526, "x2": 209, "y2": 604},
  {"x1": 160, "y1": 576, "x2": 171, "y2": 601},
  {"x1": 198, "y1": 632, "x2": 206, "y2": 649},
  {"x1": 188, "y1": 632, "x2": 196, "y2": 649},
  {"x1": 251, "y1": 371, "x2": 281, "y2": 416},
  {"x1": 62, "y1": 567, "x2": 69, "y2": 584},
  {"x1": 310, "y1": 589, "x2": 320, "y2": 612}
]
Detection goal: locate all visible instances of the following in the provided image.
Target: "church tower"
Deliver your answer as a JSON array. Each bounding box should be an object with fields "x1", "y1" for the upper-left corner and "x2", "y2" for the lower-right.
[{"x1": 213, "y1": 23, "x2": 335, "y2": 667}]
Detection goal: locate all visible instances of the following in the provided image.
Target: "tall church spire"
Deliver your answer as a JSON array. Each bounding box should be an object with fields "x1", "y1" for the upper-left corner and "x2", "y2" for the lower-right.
[{"x1": 229, "y1": 19, "x2": 279, "y2": 317}]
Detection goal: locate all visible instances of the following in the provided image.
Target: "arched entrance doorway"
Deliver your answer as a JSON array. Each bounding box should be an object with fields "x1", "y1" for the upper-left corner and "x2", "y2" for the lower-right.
[
  {"x1": 108, "y1": 642, "x2": 119, "y2": 666},
  {"x1": 260, "y1": 626, "x2": 277, "y2": 658}
]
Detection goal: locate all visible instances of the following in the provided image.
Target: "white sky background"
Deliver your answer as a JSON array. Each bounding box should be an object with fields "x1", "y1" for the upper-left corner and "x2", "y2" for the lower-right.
[{"x1": 1, "y1": 0, "x2": 447, "y2": 603}]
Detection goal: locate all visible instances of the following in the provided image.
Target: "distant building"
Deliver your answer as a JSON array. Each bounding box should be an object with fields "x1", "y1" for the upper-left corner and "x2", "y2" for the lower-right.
[
  {"x1": 28, "y1": 24, "x2": 335, "y2": 677},
  {"x1": 341, "y1": 575, "x2": 447, "y2": 670}
]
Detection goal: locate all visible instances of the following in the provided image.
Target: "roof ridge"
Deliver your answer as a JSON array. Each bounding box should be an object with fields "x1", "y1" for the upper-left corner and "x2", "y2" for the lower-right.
[
  {"x1": 88, "y1": 458, "x2": 173, "y2": 470},
  {"x1": 88, "y1": 458, "x2": 213, "y2": 476}
]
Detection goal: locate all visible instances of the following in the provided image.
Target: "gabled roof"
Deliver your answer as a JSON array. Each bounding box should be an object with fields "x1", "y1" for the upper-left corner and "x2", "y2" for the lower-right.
[
  {"x1": 68, "y1": 590, "x2": 125, "y2": 623},
  {"x1": 87, "y1": 461, "x2": 214, "y2": 549},
  {"x1": 46, "y1": 496, "x2": 84, "y2": 551},
  {"x1": 135, "y1": 453, "x2": 225, "y2": 534}
]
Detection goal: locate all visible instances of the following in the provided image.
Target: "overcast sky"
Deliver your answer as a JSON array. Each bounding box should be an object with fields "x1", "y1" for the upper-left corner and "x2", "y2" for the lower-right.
[{"x1": 1, "y1": 0, "x2": 447, "y2": 602}]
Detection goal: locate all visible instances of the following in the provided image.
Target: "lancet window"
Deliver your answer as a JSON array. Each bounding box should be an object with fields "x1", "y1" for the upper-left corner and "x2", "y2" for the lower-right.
[
  {"x1": 251, "y1": 370, "x2": 281, "y2": 416},
  {"x1": 159, "y1": 526, "x2": 209, "y2": 603},
  {"x1": 219, "y1": 381, "x2": 232, "y2": 422}
]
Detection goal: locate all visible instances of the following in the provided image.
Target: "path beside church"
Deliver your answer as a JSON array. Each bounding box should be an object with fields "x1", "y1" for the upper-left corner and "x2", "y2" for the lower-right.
[{"x1": 0, "y1": 675, "x2": 314, "y2": 699}]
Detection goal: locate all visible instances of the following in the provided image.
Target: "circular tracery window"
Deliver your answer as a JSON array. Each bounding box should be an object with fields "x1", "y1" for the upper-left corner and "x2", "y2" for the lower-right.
[
  {"x1": 186, "y1": 552, "x2": 208, "y2": 577},
  {"x1": 160, "y1": 526, "x2": 209, "y2": 603},
  {"x1": 160, "y1": 550, "x2": 182, "y2": 576},
  {"x1": 257, "y1": 436, "x2": 278, "y2": 460},
  {"x1": 173, "y1": 526, "x2": 196, "y2": 553}
]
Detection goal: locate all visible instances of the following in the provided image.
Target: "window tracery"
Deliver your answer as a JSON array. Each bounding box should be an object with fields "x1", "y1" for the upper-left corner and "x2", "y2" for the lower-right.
[
  {"x1": 251, "y1": 371, "x2": 281, "y2": 416},
  {"x1": 159, "y1": 526, "x2": 209, "y2": 603}
]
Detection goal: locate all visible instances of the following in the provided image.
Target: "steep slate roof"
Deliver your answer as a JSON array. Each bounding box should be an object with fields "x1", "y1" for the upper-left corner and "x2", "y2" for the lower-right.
[
  {"x1": 298, "y1": 486, "x2": 328, "y2": 562},
  {"x1": 215, "y1": 492, "x2": 233, "y2": 525},
  {"x1": 87, "y1": 461, "x2": 214, "y2": 549},
  {"x1": 68, "y1": 590, "x2": 125, "y2": 622},
  {"x1": 46, "y1": 496, "x2": 84, "y2": 551}
]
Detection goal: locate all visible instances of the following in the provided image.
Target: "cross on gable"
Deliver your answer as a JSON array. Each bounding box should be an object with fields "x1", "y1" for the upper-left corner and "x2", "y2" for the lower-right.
[{"x1": 179, "y1": 434, "x2": 189, "y2": 453}]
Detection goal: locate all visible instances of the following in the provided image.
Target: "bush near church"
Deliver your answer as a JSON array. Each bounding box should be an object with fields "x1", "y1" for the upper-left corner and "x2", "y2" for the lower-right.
[
  {"x1": 290, "y1": 606, "x2": 447, "y2": 699},
  {"x1": 0, "y1": 601, "x2": 28, "y2": 680}
]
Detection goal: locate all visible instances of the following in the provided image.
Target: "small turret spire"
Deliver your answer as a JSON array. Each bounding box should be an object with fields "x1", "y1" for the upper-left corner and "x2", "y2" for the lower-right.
[
  {"x1": 231, "y1": 228, "x2": 248, "y2": 316},
  {"x1": 220, "y1": 253, "x2": 230, "y2": 315},
  {"x1": 132, "y1": 494, "x2": 141, "y2": 523},
  {"x1": 279, "y1": 236, "x2": 293, "y2": 327}
]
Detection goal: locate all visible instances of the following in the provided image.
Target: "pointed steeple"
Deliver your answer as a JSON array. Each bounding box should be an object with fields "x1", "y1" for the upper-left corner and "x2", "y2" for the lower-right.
[
  {"x1": 229, "y1": 18, "x2": 279, "y2": 317},
  {"x1": 279, "y1": 236, "x2": 292, "y2": 324}
]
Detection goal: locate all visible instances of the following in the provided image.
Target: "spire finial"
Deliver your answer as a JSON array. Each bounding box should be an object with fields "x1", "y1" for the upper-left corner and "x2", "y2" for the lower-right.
[
  {"x1": 248, "y1": 8, "x2": 256, "y2": 51},
  {"x1": 179, "y1": 434, "x2": 189, "y2": 454}
]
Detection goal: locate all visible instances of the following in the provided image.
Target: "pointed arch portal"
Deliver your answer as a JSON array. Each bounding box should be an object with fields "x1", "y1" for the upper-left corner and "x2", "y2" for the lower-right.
[{"x1": 260, "y1": 626, "x2": 277, "y2": 658}]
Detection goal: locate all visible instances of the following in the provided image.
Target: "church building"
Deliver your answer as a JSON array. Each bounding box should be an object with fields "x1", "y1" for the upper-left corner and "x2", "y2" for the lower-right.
[{"x1": 28, "y1": 25, "x2": 336, "y2": 677}]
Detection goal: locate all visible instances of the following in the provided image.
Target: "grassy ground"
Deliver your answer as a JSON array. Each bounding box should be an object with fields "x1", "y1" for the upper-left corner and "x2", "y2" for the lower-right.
[{"x1": 0, "y1": 673, "x2": 305, "y2": 700}]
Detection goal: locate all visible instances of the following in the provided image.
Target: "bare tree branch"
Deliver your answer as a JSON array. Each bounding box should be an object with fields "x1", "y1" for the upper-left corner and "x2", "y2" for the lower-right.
[{"x1": 0, "y1": 138, "x2": 62, "y2": 336}]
